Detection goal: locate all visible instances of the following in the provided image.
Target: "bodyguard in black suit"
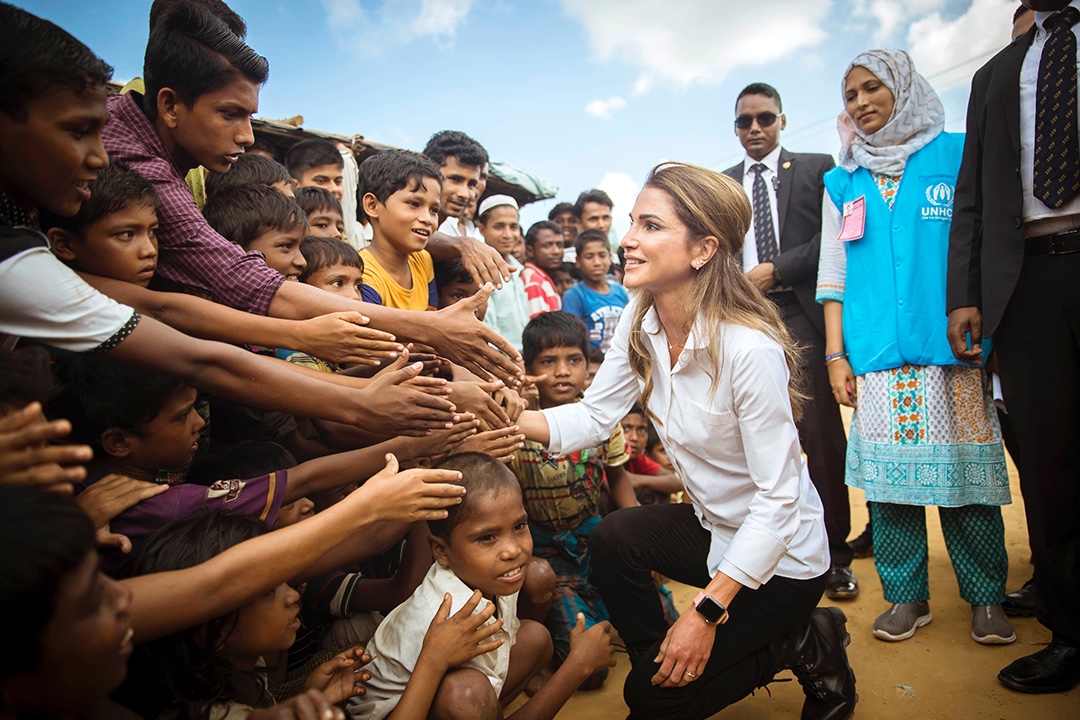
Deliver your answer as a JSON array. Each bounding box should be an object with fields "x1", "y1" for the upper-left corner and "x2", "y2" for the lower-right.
[
  {"x1": 723, "y1": 83, "x2": 855, "y2": 600},
  {"x1": 947, "y1": 0, "x2": 1080, "y2": 693}
]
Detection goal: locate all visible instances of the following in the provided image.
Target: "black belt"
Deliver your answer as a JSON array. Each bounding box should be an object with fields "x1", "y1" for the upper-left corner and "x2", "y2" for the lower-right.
[{"x1": 1026, "y1": 229, "x2": 1080, "y2": 256}]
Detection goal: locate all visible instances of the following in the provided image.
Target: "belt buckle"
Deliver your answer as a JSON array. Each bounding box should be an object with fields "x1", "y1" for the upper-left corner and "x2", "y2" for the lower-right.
[{"x1": 1048, "y1": 231, "x2": 1080, "y2": 255}]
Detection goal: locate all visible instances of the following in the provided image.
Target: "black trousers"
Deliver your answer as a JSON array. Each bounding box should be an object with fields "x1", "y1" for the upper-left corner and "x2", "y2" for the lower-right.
[
  {"x1": 995, "y1": 251, "x2": 1080, "y2": 647},
  {"x1": 590, "y1": 503, "x2": 826, "y2": 720},
  {"x1": 775, "y1": 292, "x2": 853, "y2": 566}
]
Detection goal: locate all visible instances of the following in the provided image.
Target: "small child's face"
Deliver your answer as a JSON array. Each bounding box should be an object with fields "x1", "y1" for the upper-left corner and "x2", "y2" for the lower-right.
[
  {"x1": 526, "y1": 229, "x2": 564, "y2": 273},
  {"x1": 585, "y1": 360, "x2": 602, "y2": 391},
  {"x1": 510, "y1": 235, "x2": 527, "y2": 265},
  {"x1": 478, "y1": 206, "x2": 521, "y2": 259},
  {"x1": 648, "y1": 442, "x2": 674, "y2": 473},
  {"x1": 248, "y1": 225, "x2": 307, "y2": 280},
  {"x1": 438, "y1": 278, "x2": 486, "y2": 321},
  {"x1": 438, "y1": 157, "x2": 481, "y2": 219},
  {"x1": 305, "y1": 262, "x2": 364, "y2": 301},
  {"x1": 577, "y1": 240, "x2": 612, "y2": 286},
  {"x1": 273, "y1": 498, "x2": 315, "y2": 529},
  {"x1": 431, "y1": 487, "x2": 532, "y2": 600},
  {"x1": 223, "y1": 582, "x2": 302, "y2": 661},
  {"x1": 551, "y1": 269, "x2": 576, "y2": 296},
  {"x1": 620, "y1": 412, "x2": 649, "y2": 459},
  {"x1": 367, "y1": 178, "x2": 440, "y2": 255},
  {"x1": 296, "y1": 164, "x2": 344, "y2": 200},
  {"x1": 552, "y1": 210, "x2": 580, "y2": 245},
  {"x1": 0, "y1": 84, "x2": 110, "y2": 217},
  {"x1": 111, "y1": 385, "x2": 204, "y2": 472},
  {"x1": 307, "y1": 208, "x2": 345, "y2": 239},
  {"x1": 73, "y1": 203, "x2": 160, "y2": 287},
  {"x1": 528, "y1": 344, "x2": 587, "y2": 408}
]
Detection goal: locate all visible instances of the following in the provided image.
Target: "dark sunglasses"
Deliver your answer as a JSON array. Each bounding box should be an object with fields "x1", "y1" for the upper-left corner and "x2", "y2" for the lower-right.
[{"x1": 734, "y1": 112, "x2": 780, "y2": 130}]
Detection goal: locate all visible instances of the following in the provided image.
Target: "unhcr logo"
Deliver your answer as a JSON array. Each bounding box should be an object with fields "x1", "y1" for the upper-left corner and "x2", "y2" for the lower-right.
[{"x1": 922, "y1": 181, "x2": 953, "y2": 221}]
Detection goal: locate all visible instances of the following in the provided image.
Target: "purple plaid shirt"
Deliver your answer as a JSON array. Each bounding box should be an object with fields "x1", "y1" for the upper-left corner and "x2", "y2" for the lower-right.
[{"x1": 101, "y1": 93, "x2": 284, "y2": 314}]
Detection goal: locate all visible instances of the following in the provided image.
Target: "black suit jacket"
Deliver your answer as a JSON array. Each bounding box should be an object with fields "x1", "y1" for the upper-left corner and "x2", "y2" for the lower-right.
[
  {"x1": 947, "y1": 28, "x2": 1037, "y2": 336},
  {"x1": 724, "y1": 148, "x2": 835, "y2": 336}
]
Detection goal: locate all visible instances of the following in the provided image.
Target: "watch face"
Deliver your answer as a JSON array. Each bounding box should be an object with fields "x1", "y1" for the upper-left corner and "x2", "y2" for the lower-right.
[{"x1": 695, "y1": 595, "x2": 726, "y2": 624}]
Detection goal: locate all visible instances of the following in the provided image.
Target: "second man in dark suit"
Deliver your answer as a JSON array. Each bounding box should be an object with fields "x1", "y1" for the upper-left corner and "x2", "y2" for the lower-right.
[{"x1": 723, "y1": 83, "x2": 856, "y2": 600}]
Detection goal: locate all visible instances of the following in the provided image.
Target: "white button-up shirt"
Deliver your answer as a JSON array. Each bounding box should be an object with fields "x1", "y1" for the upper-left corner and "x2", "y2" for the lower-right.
[{"x1": 543, "y1": 299, "x2": 828, "y2": 589}]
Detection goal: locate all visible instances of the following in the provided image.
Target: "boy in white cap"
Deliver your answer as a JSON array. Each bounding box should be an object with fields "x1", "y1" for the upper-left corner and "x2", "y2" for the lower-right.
[{"x1": 477, "y1": 195, "x2": 529, "y2": 351}]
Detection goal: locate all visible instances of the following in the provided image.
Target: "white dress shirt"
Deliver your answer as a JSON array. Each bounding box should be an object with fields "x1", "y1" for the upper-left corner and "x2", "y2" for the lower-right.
[
  {"x1": 739, "y1": 145, "x2": 783, "y2": 272},
  {"x1": 1020, "y1": 2, "x2": 1080, "y2": 226},
  {"x1": 543, "y1": 298, "x2": 828, "y2": 589},
  {"x1": 347, "y1": 563, "x2": 519, "y2": 720}
]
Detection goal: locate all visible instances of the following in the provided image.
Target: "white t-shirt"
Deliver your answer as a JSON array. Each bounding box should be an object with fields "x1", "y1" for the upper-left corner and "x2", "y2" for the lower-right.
[{"x1": 0, "y1": 244, "x2": 139, "y2": 352}]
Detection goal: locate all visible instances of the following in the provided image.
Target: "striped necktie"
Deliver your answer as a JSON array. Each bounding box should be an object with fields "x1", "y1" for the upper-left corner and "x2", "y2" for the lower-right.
[
  {"x1": 1034, "y1": 6, "x2": 1080, "y2": 208},
  {"x1": 751, "y1": 163, "x2": 779, "y2": 264}
]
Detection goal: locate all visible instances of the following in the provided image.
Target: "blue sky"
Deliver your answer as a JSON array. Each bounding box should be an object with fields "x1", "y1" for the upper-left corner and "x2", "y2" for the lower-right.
[{"x1": 18, "y1": 0, "x2": 1017, "y2": 236}]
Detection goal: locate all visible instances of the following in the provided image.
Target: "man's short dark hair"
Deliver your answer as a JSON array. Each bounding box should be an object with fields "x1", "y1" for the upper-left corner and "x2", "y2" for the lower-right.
[
  {"x1": 428, "y1": 453, "x2": 521, "y2": 540},
  {"x1": 422, "y1": 130, "x2": 489, "y2": 170},
  {"x1": 522, "y1": 311, "x2": 590, "y2": 367},
  {"x1": 0, "y1": 2, "x2": 113, "y2": 121},
  {"x1": 574, "y1": 228, "x2": 610, "y2": 258},
  {"x1": 548, "y1": 202, "x2": 576, "y2": 221},
  {"x1": 298, "y1": 235, "x2": 362, "y2": 283},
  {"x1": 143, "y1": 0, "x2": 268, "y2": 122},
  {"x1": 40, "y1": 162, "x2": 159, "y2": 237},
  {"x1": 433, "y1": 258, "x2": 474, "y2": 292},
  {"x1": 573, "y1": 189, "x2": 613, "y2": 218},
  {"x1": 150, "y1": 0, "x2": 247, "y2": 37},
  {"x1": 204, "y1": 153, "x2": 292, "y2": 199},
  {"x1": 735, "y1": 82, "x2": 783, "y2": 112},
  {"x1": 285, "y1": 139, "x2": 344, "y2": 180},
  {"x1": 524, "y1": 220, "x2": 562, "y2": 250},
  {"x1": 52, "y1": 354, "x2": 182, "y2": 452},
  {"x1": 357, "y1": 150, "x2": 442, "y2": 221},
  {"x1": 586, "y1": 345, "x2": 605, "y2": 365},
  {"x1": 294, "y1": 186, "x2": 343, "y2": 217},
  {"x1": 202, "y1": 183, "x2": 306, "y2": 248}
]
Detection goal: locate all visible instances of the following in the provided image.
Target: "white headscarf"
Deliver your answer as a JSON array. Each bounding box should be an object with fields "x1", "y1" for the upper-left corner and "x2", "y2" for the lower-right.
[{"x1": 837, "y1": 48, "x2": 944, "y2": 175}]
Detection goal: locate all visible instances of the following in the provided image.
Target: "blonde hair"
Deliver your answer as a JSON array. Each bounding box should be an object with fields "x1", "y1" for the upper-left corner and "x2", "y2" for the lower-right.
[{"x1": 627, "y1": 162, "x2": 807, "y2": 420}]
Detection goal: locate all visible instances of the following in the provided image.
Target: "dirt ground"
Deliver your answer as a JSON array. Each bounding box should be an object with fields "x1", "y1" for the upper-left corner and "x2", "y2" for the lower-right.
[{"x1": 512, "y1": 418, "x2": 1080, "y2": 719}]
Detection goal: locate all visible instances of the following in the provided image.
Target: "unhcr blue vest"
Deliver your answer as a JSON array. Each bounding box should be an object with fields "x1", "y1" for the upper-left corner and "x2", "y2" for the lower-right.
[{"x1": 823, "y1": 133, "x2": 986, "y2": 376}]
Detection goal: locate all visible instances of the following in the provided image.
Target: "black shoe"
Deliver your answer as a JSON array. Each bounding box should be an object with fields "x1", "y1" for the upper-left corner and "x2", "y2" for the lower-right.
[
  {"x1": 771, "y1": 607, "x2": 858, "y2": 720},
  {"x1": 998, "y1": 642, "x2": 1080, "y2": 694},
  {"x1": 824, "y1": 565, "x2": 859, "y2": 600},
  {"x1": 847, "y1": 525, "x2": 873, "y2": 559},
  {"x1": 1001, "y1": 578, "x2": 1037, "y2": 617}
]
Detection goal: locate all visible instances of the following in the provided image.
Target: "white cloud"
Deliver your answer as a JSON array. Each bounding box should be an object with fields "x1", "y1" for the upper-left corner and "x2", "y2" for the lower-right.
[
  {"x1": 559, "y1": 0, "x2": 832, "y2": 91},
  {"x1": 584, "y1": 96, "x2": 627, "y2": 120},
  {"x1": 907, "y1": 0, "x2": 1015, "y2": 82},
  {"x1": 319, "y1": 0, "x2": 475, "y2": 56}
]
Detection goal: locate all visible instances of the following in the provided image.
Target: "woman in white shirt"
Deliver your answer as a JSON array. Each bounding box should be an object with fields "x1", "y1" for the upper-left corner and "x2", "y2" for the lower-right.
[{"x1": 517, "y1": 162, "x2": 856, "y2": 720}]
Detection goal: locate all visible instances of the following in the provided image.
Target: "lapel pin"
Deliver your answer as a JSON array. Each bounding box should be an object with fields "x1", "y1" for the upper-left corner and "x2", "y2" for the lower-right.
[{"x1": 782, "y1": 161, "x2": 792, "y2": 169}]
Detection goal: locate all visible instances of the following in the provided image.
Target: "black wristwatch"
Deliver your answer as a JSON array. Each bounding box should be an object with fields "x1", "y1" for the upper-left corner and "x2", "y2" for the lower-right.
[{"x1": 693, "y1": 591, "x2": 728, "y2": 624}]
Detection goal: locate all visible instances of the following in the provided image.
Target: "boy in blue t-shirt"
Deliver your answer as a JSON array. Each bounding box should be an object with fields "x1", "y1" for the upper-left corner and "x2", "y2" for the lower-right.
[{"x1": 561, "y1": 229, "x2": 628, "y2": 352}]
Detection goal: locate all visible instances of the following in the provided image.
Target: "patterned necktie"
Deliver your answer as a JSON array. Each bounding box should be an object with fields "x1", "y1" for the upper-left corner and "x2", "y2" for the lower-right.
[
  {"x1": 1034, "y1": 6, "x2": 1080, "y2": 208},
  {"x1": 751, "y1": 163, "x2": 779, "y2": 264}
]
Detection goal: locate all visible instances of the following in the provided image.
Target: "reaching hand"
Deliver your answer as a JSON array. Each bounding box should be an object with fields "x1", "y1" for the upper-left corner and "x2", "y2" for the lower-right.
[
  {"x1": 420, "y1": 590, "x2": 505, "y2": 672},
  {"x1": 303, "y1": 645, "x2": 372, "y2": 704},
  {"x1": 248, "y1": 690, "x2": 344, "y2": 720},
  {"x1": 453, "y1": 426, "x2": 525, "y2": 463},
  {"x1": 493, "y1": 386, "x2": 526, "y2": 424},
  {"x1": 417, "y1": 415, "x2": 480, "y2": 462},
  {"x1": 0, "y1": 403, "x2": 93, "y2": 493},
  {"x1": 458, "y1": 236, "x2": 511, "y2": 290},
  {"x1": 294, "y1": 311, "x2": 403, "y2": 367},
  {"x1": 361, "y1": 351, "x2": 459, "y2": 436},
  {"x1": 946, "y1": 306, "x2": 984, "y2": 365},
  {"x1": 74, "y1": 473, "x2": 169, "y2": 553},
  {"x1": 566, "y1": 614, "x2": 617, "y2": 677},
  {"x1": 447, "y1": 381, "x2": 512, "y2": 430},
  {"x1": 431, "y1": 284, "x2": 524, "y2": 386},
  {"x1": 356, "y1": 454, "x2": 466, "y2": 523}
]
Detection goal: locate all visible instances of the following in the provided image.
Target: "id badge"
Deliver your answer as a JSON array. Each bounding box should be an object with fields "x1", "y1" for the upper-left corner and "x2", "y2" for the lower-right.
[{"x1": 837, "y1": 196, "x2": 866, "y2": 241}]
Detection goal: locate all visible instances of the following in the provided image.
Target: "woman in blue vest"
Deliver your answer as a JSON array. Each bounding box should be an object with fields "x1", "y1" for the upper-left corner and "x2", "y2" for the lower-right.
[{"x1": 816, "y1": 49, "x2": 1013, "y2": 646}]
